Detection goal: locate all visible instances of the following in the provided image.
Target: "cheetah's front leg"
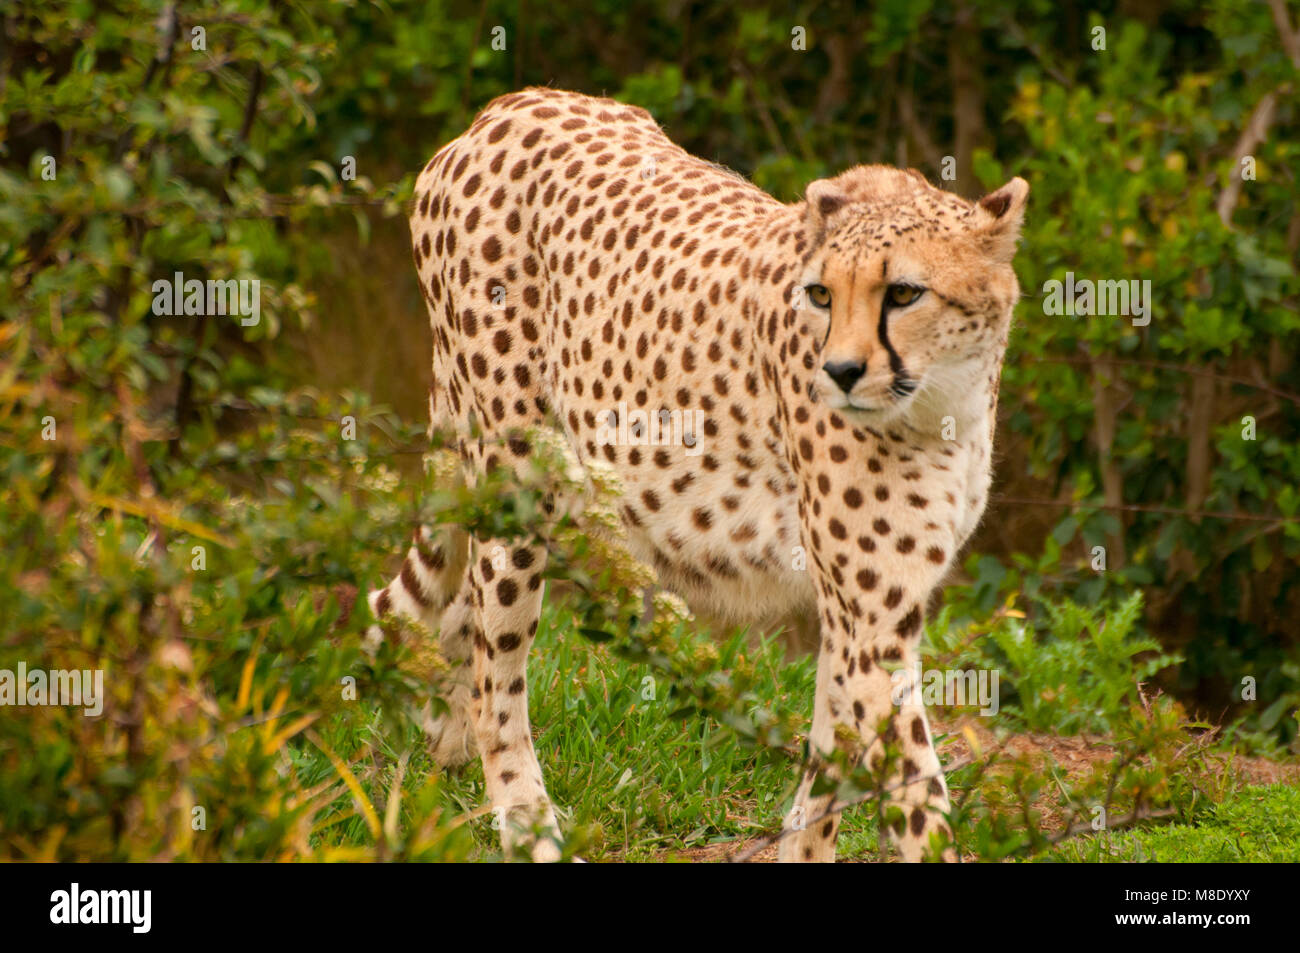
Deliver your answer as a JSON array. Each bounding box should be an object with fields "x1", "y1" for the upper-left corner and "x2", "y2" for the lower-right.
[{"x1": 779, "y1": 573, "x2": 953, "y2": 862}]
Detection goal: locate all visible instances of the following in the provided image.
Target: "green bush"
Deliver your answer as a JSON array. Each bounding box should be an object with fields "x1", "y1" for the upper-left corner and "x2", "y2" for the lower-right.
[
  {"x1": 930, "y1": 590, "x2": 1181, "y2": 734},
  {"x1": 985, "y1": 11, "x2": 1300, "y2": 731}
]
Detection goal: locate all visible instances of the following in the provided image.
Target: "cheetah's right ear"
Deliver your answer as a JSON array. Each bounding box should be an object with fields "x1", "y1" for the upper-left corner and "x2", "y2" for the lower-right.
[
  {"x1": 803, "y1": 178, "x2": 850, "y2": 240},
  {"x1": 974, "y1": 176, "x2": 1030, "y2": 262}
]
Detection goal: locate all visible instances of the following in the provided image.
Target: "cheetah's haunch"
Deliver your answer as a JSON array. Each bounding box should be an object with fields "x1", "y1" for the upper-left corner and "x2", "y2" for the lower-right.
[{"x1": 371, "y1": 87, "x2": 1028, "y2": 862}]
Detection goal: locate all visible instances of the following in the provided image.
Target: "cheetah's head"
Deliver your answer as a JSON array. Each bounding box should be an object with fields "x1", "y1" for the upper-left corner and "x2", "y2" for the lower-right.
[{"x1": 796, "y1": 165, "x2": 1028, "y2": 427}]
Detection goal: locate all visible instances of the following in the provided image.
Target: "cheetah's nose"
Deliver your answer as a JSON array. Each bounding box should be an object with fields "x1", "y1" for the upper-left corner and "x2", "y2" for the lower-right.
[{"x1": 822, "y1": 360, "x2": 866, "y2": 394}]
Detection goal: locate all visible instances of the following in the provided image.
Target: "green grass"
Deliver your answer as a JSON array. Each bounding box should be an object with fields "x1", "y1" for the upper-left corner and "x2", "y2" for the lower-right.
[
  {"x1": 303, "y1": 590, "x2": 1295, "y2": 863},
  {"x1": 1053, "y1": 785, "x2": 1300, "y2": 863},
  {"x1": 428, "y1": 599, "x2": 887, "y2": 860},
  {"x1": 302, "y1": 593, "x2": 890, "y2": 860}
]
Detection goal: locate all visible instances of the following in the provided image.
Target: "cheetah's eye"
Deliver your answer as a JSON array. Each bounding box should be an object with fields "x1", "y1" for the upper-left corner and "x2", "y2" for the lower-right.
[
  {"x1": 886, "y1": 284, "x2": 925, "y2": 308},
  {"x1": 806, "y1": 284, "x2": 832, "y2": 308}
]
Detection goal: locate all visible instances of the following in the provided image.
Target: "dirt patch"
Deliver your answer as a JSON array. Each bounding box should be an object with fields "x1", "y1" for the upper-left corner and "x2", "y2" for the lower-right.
[
  {"x1": 657, "y1": 719, "x2": 1299, "y2": 863},
  {"x1": 937, "y1": 715, "x2": 1300, "y2": 790}
]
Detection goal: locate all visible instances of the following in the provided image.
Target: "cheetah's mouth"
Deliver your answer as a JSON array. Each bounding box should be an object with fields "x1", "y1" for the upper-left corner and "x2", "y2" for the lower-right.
[
  {"x1": 813, "y1": 374, "x2": 919, "y2": 417},
  {"x1": 822, "y1": 391, "x2": 908, "y2": 418}
]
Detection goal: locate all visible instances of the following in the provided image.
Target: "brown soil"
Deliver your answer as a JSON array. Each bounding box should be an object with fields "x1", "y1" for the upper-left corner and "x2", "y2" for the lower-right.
[{"x1": 661, "y1": 717, "x2": 1300, "y2": 863}]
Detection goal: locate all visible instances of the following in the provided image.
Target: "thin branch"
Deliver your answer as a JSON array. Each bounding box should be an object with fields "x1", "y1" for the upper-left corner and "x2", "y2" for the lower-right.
[
  {"x1": 1001, "y1": 16, "x2": 1071, "y2": 86},
  {"x1": 1217, "y1": 0, "x2": 1298, "y2": 225},
  {"x1": 1267, "y1": 0, "x2": 1300, "y2": 69},
  {"x1": 1019, "y1": 356, "x2": 1300, "y2": 408},
  {"x1": 224, "y1": 64, "x2": 265, "y2": 190},
  {"x1": 989, "y1": 494, "x2": 1296, "y2": 524},
  {"x1": 732, "y1": 59, "x2": 791, "y2": 158},
  {"x1": 897, "y1": 76, "x2": 944, "y2": 172},
  {"x1": 1047, "y1": 806, "x2": 1177, "y2": 844},
  {"x1": 1216, "y1": 88, "x2": 1280, "y2": 228}
]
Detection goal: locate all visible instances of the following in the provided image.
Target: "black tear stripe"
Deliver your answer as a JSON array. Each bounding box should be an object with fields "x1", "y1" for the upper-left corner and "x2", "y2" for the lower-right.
[
  {"x1": 878, "y1": 258, "x2": 917, "y2": 396},
  {"x1": 877, "y1": 298, "x2": 915, "y2": 396}
]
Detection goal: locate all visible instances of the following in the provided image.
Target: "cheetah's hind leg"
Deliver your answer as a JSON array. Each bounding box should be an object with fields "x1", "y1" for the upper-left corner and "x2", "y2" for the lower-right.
[
  {"x1": 422, "y1": 569, "x2": 479, "y2": 766},
  {"x1": 366, "y1": 524, "x2": 478, "y2": 767}
]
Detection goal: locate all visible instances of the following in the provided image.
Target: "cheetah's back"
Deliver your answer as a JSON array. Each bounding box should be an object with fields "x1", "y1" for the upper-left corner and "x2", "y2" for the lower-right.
[{"x1": 410, "y1": 88, "x2": 814, "y2": 621}]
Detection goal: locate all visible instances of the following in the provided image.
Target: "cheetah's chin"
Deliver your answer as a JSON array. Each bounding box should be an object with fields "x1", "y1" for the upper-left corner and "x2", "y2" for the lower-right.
[
  {"x1": 845, "y1": 405, "x2": 909, "y2": 428},
  {"x1": 818, "y1": 389, "x2": 911, "y2": 426}
]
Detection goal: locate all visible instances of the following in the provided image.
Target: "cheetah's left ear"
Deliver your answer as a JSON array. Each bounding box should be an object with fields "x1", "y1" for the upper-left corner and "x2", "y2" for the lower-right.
[
  {"x1": 803, "y1": 178, "x2": 850, "y2": 241},
  {"x1": 975, "y1": 176, "x2": 1029, "y2": 262}
]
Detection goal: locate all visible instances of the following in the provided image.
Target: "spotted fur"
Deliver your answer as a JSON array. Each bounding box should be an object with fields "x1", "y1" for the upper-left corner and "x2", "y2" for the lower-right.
[{"x1": 369, "y1": 87, "x2": 1028, "y2": 862}]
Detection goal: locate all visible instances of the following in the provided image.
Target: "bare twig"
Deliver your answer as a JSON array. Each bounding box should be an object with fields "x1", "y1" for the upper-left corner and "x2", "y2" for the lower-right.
[
  {"x1": 1019, "y1": 355, "x2": 1300, "y2": 408},
  {"x1": 1217, "y1": 0, "x2": 1298, "y2": 225},
  {"x1": 1216, "y1": 88, "x2": 1281, "y2": 228},
  {"x1": 989, "y1": 494, "x2": 1295, "y2": 524},
  {"x1": 1047, "y1": 806, "x2": 1178, "y2": 843},
  {"x1": 1001, "y1": 16, "x2": 1071, "y2": 86},
  {"x1": 1267, "y1": 0, "x2": 1300, "y2": 68}
]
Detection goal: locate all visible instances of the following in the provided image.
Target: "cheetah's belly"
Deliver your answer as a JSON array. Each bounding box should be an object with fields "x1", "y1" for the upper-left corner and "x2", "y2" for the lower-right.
[
  {"x1": 619, "y1": 467, "x2": 816, "y2": 624},
  {"x1": 563, "y1": 382, "x2": 816, "y2": 624}
]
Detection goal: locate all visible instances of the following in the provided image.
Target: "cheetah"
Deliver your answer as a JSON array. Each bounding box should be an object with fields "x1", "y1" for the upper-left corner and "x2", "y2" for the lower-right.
[{"x1": 370, "y1": 87, "x2": 1028, "y2": 862}]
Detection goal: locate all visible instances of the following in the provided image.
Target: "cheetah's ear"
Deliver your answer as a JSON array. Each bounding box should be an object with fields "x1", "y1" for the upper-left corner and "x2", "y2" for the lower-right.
[
  {"x1": 974, "y1": 176, "x2": 1029, "y2": 262},
  {"x1": 804, "y1": 178, "x2": 850, "y2": 239}
]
